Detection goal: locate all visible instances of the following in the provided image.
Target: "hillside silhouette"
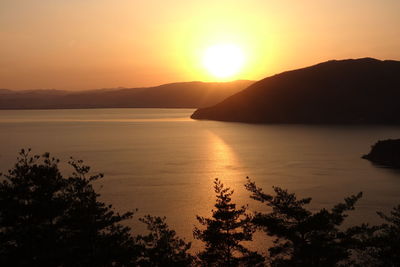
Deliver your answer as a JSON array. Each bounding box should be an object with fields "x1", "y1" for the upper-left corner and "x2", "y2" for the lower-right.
[
  {"x1": 191, "y1": 58, "x2": 400, "y2": 124},
  {"x1": 0, "y1": 81, "x2": 253, "y2": 109}
]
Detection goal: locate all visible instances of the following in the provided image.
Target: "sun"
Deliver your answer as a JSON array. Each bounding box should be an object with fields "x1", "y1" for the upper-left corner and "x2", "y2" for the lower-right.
[{"x1": 202, "y1": 43, "x2": 245, "y2": 79}]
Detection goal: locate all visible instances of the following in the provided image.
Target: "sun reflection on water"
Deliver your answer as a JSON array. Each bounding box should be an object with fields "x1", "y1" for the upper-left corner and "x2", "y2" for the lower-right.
[
  {"x1": 203, "y1": 130, "x2": 251, "y2": 202},
  {"x1": 206, "y1": 131, "x2": 239, "y2": 180}
]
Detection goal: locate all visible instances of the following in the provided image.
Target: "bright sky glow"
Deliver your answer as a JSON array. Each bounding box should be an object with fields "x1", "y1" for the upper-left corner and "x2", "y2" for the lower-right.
[{"x1": 1, "y1": 0, "x2": 400, "y2": 90}]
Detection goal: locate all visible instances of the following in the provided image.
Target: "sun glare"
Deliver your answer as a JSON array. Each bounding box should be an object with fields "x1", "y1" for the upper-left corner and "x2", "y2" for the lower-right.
[{"x1": 202, "y1": 44, "x2": 245, "y2": 79}]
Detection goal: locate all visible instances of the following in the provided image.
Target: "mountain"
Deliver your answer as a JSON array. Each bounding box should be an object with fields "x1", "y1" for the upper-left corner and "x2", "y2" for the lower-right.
[
  {"x1": 0, "y1": 80, "x2": 253, "y2": 109},
  {"x1": 191, "y1": 58, "x2": 400, "y2": 124}
]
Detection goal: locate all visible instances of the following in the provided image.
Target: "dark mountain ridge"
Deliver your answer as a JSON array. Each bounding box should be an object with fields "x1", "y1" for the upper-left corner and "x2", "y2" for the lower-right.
[
  {"x1": 191, "y1": 58, "x2": 400, "y2": 124},
  {"x1": 0, "y1": 80, "x2": 253, "y2": 109}
]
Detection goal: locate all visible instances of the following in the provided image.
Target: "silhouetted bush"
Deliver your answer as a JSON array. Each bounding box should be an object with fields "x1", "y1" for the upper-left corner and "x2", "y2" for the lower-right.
[
  {"x1": 136, "y1": 215, "x2": 194, "y2": 266},
  {"x1": 2, "y1": 149, "x2": 400, "y2": 266},
  {"x1": 0, "y1": 149, "x2": 140, "y2": 266},
  {"x1": 245, "y1": 178, "x2": 364, "y2": 267},
  {"x1": 374, "y1": 206, "x2": 400, "y2": 265},
  {"x1": 0, "y1": 149, "x2": 199, "y2": 267},
  {"x1": 194, "y1": 178, "x2": 264, "y2": 266},
  {"x1": 350, "y1": 205, "x2": 400, "y2": 266}
]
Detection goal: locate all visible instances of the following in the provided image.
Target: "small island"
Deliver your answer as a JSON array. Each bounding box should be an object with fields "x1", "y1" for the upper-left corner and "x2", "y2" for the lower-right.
[{"x1": 362, "y1": 139, "x2": 400, "y2": 168}]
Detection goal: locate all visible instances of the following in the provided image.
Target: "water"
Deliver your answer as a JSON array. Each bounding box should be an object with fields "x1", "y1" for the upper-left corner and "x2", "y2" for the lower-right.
[{"x1": 1, "y1": 108, "x2": 400, "y2": 251}]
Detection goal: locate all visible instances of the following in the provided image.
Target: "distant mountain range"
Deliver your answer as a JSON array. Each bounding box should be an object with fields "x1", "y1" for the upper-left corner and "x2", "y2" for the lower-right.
[
  {"x1": 191, "y1": 58, "x2": 400, "y2": 124},
  {"x1": 0, "y1": 80, "x2": 254, "y2": 109}
]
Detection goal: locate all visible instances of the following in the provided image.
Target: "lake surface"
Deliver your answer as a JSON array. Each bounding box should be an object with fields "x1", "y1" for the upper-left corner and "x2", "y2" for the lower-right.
[{"x1": 1, "y1": 108, "x2": 400, "y2": 251}]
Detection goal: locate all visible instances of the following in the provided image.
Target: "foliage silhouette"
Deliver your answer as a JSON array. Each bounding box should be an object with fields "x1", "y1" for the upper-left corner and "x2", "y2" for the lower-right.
[
  {"x1": 0, "y1": 149, "x2": 140, "y2": 266},
  {"x1": 193, "y1": 178, "x2": 264, "y2": 266},
  {"x1": 245, "y1": 177, "x2": 363, "y2": 267},
  {"x1": 136, "y1": 215, "x2": 194, "y2": 266},
  {"x1": 374, "y1": 206, "x2": 400, "y2": 265},
  {"x1": 2, "y1": 149, "x2": 400, "y2": 266},
  {"x1": 351, "y1": 205, "x2": 400, "y2": 266}
]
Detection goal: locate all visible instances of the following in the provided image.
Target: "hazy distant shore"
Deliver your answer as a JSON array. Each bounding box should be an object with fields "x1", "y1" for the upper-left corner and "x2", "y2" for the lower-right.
[{"x1": 0, "y1": 80, "x2": 253, "y2": 110}]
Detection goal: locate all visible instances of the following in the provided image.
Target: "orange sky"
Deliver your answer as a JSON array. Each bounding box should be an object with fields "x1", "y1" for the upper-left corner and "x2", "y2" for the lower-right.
[{"x1": 1, "y1": 0, "x2": 400, "y2": 90}]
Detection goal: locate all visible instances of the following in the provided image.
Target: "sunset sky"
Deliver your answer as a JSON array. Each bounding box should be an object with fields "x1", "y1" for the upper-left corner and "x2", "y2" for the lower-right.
[{"x1": 1, "y1": 0, "x2": 400, "y2": 90}]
